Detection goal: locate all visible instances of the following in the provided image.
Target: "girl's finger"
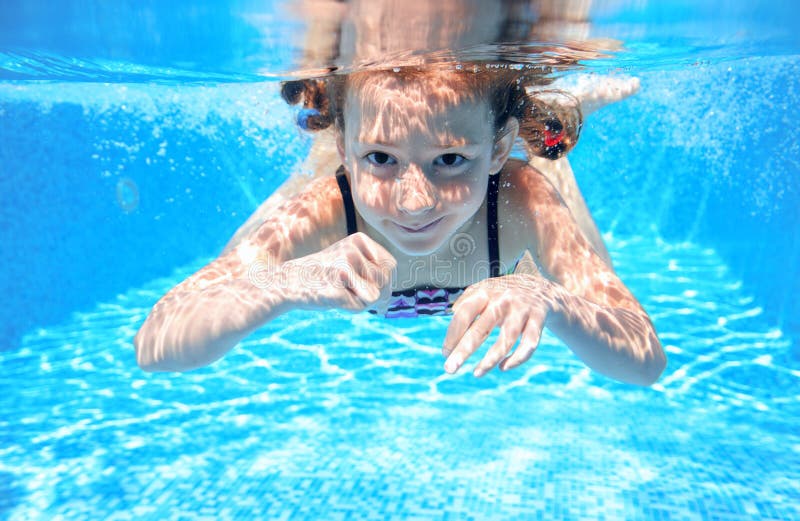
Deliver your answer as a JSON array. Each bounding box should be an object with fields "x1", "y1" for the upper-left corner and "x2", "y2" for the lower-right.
[
  {"x1": 499, "y1": 309, "x2": 545, "y2": 371},
  {"x1": 352, "y1": 232, "x2": 397, "y2": 271},
  {"x1": 361, "y1": 259, "x2": 394, "y2": 293},
  {"x1": 444, "y1": 307, "x2": 499, "y2": 374},
  {"x1": 473, "y1": 312, "x2": 525, "y2": 377},
  {"x1": 341, "y1": 268, "x2": 379, "y2": 309},
  {"x1": 443, "y1": 291, "x2": 488, "y2": 356},
  {"x1": 346, "y1": 242, "x2": 395, "y2": 294}
]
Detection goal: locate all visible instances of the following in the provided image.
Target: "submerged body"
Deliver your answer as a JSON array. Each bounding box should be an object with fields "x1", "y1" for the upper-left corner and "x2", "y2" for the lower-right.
[{"x1": 134, "y1": 69, "x2": 665, "y2": 385}]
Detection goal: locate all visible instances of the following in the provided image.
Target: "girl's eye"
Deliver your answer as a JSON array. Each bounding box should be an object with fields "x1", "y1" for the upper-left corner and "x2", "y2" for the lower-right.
[
  {"x1": 433, "y1": 153, "x2": 467, "y2": 168},
  {"x1": 365, "y1": 152, "x2": 397, "y2": 166}
]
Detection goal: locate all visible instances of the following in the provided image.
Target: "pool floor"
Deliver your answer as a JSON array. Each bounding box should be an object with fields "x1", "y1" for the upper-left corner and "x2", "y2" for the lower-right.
[{"x1": 1, "y1": 235, "x2": 798, "y2": 520}]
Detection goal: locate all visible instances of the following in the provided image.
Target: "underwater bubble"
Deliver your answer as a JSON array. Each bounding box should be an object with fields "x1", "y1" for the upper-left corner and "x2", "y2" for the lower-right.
[{"x1": 115, "y1": 177, "x2": 139, "y2": 213}]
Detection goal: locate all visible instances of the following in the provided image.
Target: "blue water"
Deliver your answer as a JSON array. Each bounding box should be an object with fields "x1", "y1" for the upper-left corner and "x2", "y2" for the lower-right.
[{"x1": 1, "y1": 1, "x2": 799, "y2": 519}]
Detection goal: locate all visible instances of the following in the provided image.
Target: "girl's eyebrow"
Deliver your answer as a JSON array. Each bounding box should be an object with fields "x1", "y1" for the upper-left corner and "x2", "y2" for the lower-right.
[
  {"x1": 355, "y1": 140, "x2": 482, "y2": 152},
  {"x1": 425, "y1": 140, "x2": 483, "y2": 152},
  {"x1": 354, "y1": 140, "x2": 401, "y2": 149},
  {"x1": 433, "y1": 142, "x2": 481, "y2": 149}
]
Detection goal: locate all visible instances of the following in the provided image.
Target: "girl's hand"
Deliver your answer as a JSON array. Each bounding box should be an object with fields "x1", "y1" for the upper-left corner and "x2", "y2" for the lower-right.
[
  {"x1": 282, "y1": 232, "x2": 396, "y2": 313},
  {"x1": 443, "y1": 274, "x2": 557, "y2": 377}
]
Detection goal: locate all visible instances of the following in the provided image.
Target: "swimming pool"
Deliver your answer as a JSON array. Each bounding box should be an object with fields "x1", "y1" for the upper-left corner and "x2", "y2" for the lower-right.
[{"x1": 1, "y1": 1, "x2": 798, "y2": 519}]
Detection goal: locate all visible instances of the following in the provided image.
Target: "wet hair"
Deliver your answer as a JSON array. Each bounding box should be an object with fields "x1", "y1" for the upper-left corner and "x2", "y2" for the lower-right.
[{"x1": 280, "y1": 64, "x2": 581, "y2": 160}]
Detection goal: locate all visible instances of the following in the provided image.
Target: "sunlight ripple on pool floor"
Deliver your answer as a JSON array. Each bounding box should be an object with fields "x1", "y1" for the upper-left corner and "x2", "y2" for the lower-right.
[{"x1": 1, "y1": 235, "x2": 798, "y2": 520}]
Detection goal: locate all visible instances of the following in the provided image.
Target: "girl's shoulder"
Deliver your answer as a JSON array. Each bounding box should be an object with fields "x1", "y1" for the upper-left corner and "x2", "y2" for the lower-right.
[
  {"x1": 278, "y1": 174, "x2": 346, "y2": 218},
  {"x1": 497, "y1": 159, "x2": 575, "y2": 267},
  {"x1": 501, "y1": 159, "x2": 564, "y2": 216},
  {"x1": 246, "y1": 174, "x2": 350, "y2": 261},
  {"x1": 194, "y1": 174, "x2": 349, "y2": 300}
]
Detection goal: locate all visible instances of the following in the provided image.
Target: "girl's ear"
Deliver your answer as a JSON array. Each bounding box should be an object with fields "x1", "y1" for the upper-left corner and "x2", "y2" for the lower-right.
[{"x1": 490, "y1": 116, "x2": 520, "y2": 175}]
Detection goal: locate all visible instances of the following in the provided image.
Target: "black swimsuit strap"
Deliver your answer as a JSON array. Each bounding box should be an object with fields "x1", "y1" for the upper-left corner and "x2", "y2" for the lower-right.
[
  {"x1": 334, "y1": 166, "x2": 502, "y2": 277},
  {"x1": 335, "y1": 166, "x2": 358, "y2": 236},
  {"x1": 487, "y1": 173, "x2": 501, "y2": 277}
]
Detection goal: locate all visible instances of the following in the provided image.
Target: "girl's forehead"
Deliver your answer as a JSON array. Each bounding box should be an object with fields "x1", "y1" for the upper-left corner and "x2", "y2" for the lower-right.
[{"x1": 344, "y1": 76, "x2": 493, "y2": 145}]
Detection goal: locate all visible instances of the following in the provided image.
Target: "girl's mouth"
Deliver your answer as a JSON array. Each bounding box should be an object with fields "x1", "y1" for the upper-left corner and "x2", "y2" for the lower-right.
[{"x1": 395, "y1": 216, "x2": 444, "y2": 233}]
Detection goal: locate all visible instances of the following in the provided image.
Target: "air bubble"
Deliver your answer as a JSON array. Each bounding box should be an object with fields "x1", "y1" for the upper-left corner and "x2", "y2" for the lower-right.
[{"x1": 115, "y1": 177, "x2": 139, "y2": 213}]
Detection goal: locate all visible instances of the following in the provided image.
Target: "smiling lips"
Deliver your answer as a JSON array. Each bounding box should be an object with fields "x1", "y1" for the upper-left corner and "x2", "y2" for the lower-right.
[{"x1": 395, "y1": 216, "x2": 444, "y2": 233}]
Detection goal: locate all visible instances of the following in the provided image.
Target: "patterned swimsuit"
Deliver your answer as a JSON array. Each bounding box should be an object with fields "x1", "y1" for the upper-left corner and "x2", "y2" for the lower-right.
[{"x1": 335, "y1": 166, "x2": 506, "y2": 318}]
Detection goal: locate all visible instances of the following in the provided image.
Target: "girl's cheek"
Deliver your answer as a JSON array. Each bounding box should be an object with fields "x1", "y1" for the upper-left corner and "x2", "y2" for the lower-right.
[
  {"x1": 354, "y1": 174, "x2": 395, "y2": 210},
  {"x1": 439, "y1": 172, "x2": 483, "y2": 201}
]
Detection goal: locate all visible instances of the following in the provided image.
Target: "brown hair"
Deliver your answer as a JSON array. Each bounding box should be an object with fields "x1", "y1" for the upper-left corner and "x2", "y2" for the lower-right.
[{"x1": 281, "y1": 64, "x2": 581, "y2": 160}]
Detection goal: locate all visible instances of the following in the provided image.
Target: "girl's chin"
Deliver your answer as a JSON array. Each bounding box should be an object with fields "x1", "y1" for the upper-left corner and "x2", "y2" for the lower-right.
[
  {"x1": 393, "y1": 241, "x2": 442, "y2": 257},
  {"x1": 386, "y1": 227, "x2": 450, "y2": 256}
]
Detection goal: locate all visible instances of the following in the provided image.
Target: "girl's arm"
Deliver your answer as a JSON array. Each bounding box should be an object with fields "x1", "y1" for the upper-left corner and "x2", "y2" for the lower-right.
[
  {"x1": 444, "y1": 164, "x2": 665, "y2": 386},
  {"x1": 523, "y1": 166, "x2": 666, "y2": 384},
  {"x1": 134, "y1": 176, "x2": 350, "y2": 372}
]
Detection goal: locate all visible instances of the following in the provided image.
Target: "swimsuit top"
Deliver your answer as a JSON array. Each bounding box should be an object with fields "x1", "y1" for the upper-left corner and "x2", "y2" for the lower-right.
[{"x1": 334, "y1": 166, "x2": 507, "y2": 318}]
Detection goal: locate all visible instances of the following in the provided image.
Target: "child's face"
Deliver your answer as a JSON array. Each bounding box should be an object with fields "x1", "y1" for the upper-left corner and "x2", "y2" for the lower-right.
[{"x1": 339, "y1": 75, "x2": 515, "y2": 256}]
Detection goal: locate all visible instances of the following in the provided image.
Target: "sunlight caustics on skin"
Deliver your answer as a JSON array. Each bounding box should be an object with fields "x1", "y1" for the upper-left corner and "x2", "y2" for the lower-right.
[
  {"x1": 222, "y1": 72, "x2": 638, "y2": 259},
  {"x1": 135, "y1": 63, "x2": 664, "y2": 386}
]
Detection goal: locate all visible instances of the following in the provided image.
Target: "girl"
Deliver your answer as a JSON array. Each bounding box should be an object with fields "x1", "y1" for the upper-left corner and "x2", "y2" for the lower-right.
[{"x1": 134, "y1": 65, "x2": 665, "y2": 386}]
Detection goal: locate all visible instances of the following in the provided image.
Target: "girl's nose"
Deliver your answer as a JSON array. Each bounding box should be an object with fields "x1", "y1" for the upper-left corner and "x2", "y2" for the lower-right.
[{"x1": 394, "y1": 165, "x2": 437, "y2": 215}]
